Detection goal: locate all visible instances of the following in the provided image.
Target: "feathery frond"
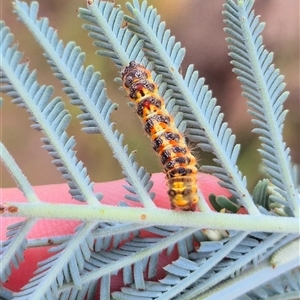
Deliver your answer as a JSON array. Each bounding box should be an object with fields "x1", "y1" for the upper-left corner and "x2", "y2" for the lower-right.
[
  {"x1": 0, "y1": 14, "x2": 130, "y2": 300},
  {"x1": 112, "y1": 231, "x2": 296, "y2": 299},
  {"x1": 78, "y1": 0, "x2": 145, "y2": 67},
  {"x1": 0, "y1": 221, "x2": 29, "y2": 282},
  {"x1": 0, "y1": 143, "x2": 39, "y2": 282},
  {"x1": 58, "y1": 227, "x2": 199, "y2": 295},
  {"x1": 13, "y1": 0, "x2": 156, "y2": 208},
  {"x1": 124, "y1": 0, "x2": 261, "y2": 214},
  {"x1": 239, "y1": 267, "x2": 300, "y2": 300},
  {"x1": 0, "y1": 19, "x2": 100, "y2": 204},
  {"x1": 78, "y1": 0, "x2": 176, "y2": 123},
  {"x1": 13, "y1": 221, "x2": 96, "y2": 299},
  {"x1": 223, "y1": 0, "x2": 299, "y2": 217}
]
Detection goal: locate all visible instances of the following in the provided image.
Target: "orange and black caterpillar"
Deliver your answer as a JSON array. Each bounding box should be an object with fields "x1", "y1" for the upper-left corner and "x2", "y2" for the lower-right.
[{"x1": 121, "y1": 61, "x2": 198, "y2": 211}]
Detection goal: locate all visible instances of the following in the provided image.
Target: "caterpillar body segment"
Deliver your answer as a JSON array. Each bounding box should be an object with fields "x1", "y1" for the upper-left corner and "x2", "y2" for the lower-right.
[{"x1": 121, "y1": 61, "x2": 199, "y2": 211}]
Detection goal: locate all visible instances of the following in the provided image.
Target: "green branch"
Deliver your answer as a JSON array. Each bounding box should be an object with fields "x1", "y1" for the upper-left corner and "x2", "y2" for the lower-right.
[{"x1": 2, "y1": 202, "x2": 299, "y2": 233}]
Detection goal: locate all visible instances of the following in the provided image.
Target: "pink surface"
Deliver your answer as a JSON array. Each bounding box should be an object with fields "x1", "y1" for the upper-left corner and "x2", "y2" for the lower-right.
[{"x1": 1, "y1": 172, "x2": 231, "y2": 293}]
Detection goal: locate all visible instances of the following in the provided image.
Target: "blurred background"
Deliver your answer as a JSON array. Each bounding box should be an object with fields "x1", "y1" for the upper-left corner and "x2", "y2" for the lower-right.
[{"x1": 1, "y1": 0, "x2": 299, "y2": 192}]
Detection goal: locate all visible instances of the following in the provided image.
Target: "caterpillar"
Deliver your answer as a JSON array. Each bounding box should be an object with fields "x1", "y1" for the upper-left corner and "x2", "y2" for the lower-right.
[{"x1": 121, "y1": 61, "x2": 199, "y2": 211}]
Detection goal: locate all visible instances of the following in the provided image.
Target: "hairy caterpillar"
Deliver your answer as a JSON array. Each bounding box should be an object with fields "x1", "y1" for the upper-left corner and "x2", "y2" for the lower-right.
[{"x1": 121, "y1": 61, "x2": 198, "y2": 211}]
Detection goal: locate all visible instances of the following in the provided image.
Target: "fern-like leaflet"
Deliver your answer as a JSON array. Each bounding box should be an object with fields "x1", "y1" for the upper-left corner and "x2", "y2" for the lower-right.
[
  {"x1": 224, "y1": 1, "x2": 299, "y2": 215},
  {"x1": 124, "y1": 0, "x2": 262, "y2": 215},
  {"x1": 223, "y1": 0, "x2": 299, "y2": 217}
]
